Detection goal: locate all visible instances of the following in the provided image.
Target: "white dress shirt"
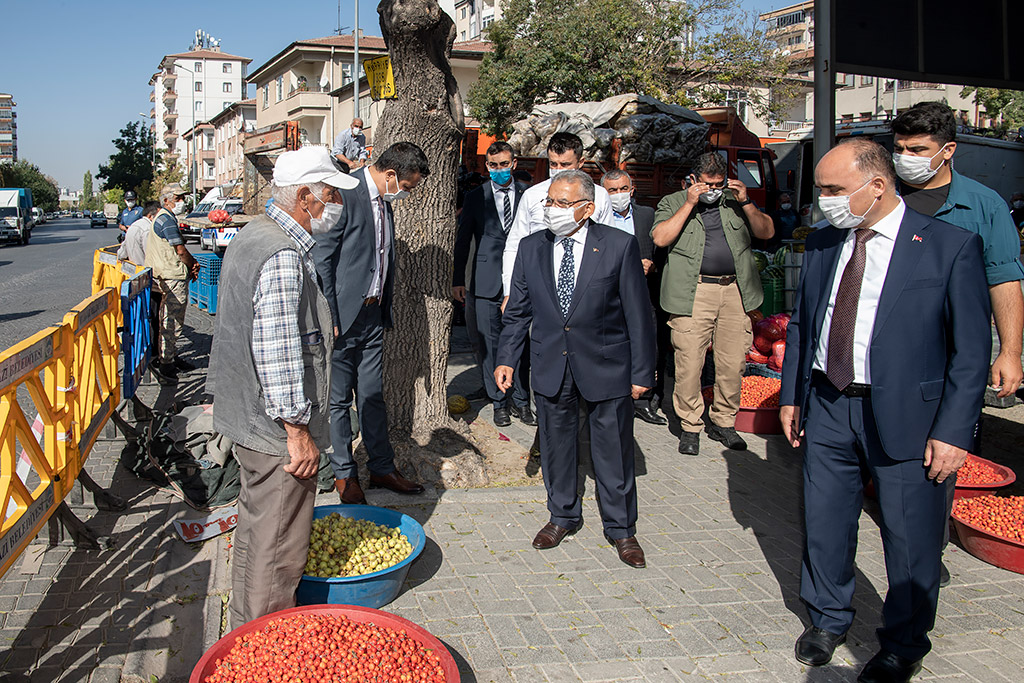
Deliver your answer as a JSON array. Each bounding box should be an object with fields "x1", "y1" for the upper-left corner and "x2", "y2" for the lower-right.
[
  {"x1": 363, "y1": 166, "x2": 391, "y2": 299},
  {"x1": 502, "y1": 178, "x2": 614, "y2": 295},
  {"x1": 553, "y1": 223, "x2": 589, "y2": 287},
  {"x1": 491, "y1": 181, "x2": 515, "y2": 225},
  {"x1": 813, "y1": 199, "x2": 906, "y2": 384}
]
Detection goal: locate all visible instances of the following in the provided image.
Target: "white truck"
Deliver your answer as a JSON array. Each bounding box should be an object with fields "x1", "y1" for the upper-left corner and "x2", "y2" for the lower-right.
[
  {"x1": 0, "y1": 188, "x2": 33, "y2": 245},
  {"x1": 767, "y1": 121, "x2": 1024, "y2": 221}
]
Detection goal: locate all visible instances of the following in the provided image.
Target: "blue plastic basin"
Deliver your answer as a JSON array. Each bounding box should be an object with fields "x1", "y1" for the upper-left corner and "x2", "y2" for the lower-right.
[{"x1": 295, "y1": 504, "x2": 426, "y2": 609}]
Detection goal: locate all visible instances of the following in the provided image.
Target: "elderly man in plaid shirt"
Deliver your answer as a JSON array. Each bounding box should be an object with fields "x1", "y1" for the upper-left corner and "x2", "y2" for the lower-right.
[{"x1": 209, "y1": 146, "x2": 357, "y2": 627}]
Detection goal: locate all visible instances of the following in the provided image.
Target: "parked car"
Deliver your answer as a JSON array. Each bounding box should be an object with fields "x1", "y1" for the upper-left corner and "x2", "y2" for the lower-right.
[
  {"x1": 183, "y1": 199, "x2": 243, "y2": 243},
  {"x1": 90, "y1": 212, "x2": 108, "y2": 228}
]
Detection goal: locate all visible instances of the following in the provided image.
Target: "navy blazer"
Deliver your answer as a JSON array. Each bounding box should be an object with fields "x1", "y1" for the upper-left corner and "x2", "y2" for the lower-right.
[
  {"x1": 780, "y1": 207, "x2": 991, "y2": 459},
  {"x1": 630, "y1": 202, "x2": 656, "y2": 263},
  {"x1": 453, "y1": 181, "x2": 527, "y2": 299},
  {"x1": 497, "y1": 222, "x2": 656, "y2": 401},
  {"x1": 314, "y1": 172, "x2": 395, "y2": 336}
]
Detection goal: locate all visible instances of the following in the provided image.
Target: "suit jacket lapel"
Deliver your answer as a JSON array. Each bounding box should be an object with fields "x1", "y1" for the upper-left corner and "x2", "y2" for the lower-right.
[
  {"x1": 812, "y1": 228, "x2": 847, "y2": 339},
  {"x1": 871, "y1": 214, "x2": 927, "y2": 341},
  {"x1": 482, "y1": 183, "x2": 496, "y2": 232},
  {"x1": 565, "y1": 224, "x2": 604, "y2": 320},
  {"x1": 540, "y1": 230, "x2": 558, "y2": 310}
]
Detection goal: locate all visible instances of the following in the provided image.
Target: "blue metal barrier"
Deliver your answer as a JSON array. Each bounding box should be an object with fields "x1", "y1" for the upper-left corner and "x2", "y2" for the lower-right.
[{"x1": 120, "y1": 268, "x2": 152, "y2": 400}]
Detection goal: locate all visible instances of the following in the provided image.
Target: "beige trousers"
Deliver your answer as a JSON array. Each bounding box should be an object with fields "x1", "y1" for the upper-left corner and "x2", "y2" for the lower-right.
[
  {"x1": 668, "y1": 281, "x2": 752, "y2": 432},
  {"x1": 229, "y1": 445, "x2": 316, "y2": 630},
  {"x1": 154, "y1": 277, "x2": 188, "y2": 363}
]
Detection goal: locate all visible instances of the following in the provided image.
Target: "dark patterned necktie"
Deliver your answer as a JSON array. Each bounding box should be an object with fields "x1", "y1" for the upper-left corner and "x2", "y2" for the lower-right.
[
  {"x1": 502, "y1": 189, "x2": 512, "y2": 233},
  {"x1": 826, "y1": 228, "x2": 876, "y2": 391},
  {"x1": 557, "y1": 237, "x2": 576, "y2": 318}
]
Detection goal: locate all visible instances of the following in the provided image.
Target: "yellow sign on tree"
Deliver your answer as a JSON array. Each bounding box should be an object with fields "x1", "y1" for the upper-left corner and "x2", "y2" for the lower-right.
[{"x1": 364, "y1": 56, "x2": 396, "y2": 100}]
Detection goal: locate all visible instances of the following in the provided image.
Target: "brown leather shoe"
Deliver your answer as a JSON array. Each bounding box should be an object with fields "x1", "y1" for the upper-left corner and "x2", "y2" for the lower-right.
[
  {"x1": 335, "y1": 478, "x2": 366, "y2": 505},
  {"x1": 608, "y1": 535, "x2": 646, "y2": 568},
  {"x1": 532, "y1": 522, "x2": 580, "y2": 550},
  {"x1": 368, "y1": 470, "x2": 425, "y2": 495}
]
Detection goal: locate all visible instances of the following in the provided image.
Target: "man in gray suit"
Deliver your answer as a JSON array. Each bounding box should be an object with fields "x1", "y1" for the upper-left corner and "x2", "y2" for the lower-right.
[
  {"x1": 453, "y1": 141, "x2": 533, "y2": 428},
  {"x1": 314, "y1": 142, "x2": 430, "y2": 504}
]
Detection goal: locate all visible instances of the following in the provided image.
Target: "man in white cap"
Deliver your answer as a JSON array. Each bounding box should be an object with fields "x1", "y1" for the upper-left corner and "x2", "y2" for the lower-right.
[{"x1": 208, "y1": 146, "x2": 357, "y2": 627}]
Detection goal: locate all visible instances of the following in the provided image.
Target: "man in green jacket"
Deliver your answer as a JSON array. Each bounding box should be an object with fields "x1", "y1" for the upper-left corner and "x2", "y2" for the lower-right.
[{"x1": 652, "y1": 152, "x2": 775, "y2": 455}]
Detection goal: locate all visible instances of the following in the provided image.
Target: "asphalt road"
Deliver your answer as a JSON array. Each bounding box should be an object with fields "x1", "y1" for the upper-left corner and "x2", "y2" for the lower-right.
[{"x1": 0, "y1": 217, "x2": 124, "y2": 352}]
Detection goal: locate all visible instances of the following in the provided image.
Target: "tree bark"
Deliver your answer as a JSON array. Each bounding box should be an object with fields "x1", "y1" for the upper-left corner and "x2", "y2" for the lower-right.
[{"x1": 376, "y1": 0, "x2": 465, "y2": 441}]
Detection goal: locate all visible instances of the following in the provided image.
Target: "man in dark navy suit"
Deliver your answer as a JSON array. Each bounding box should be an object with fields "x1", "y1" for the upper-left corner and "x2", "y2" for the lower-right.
[
  {"x1": 779, "y1": 139, "x2": 991, "y2": 683},
  {"x1": 453, "y1": 141, "x2": 533, "y2": 428},
  {"x1": 314, "y1": 142, "x2": 430, "y2": 505},
  {"x1": 495, "y1": 170, "x2": 656, "y2": 569}
]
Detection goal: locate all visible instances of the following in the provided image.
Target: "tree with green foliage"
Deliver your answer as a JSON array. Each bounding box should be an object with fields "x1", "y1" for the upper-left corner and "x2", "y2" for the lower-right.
[
  {"x1": 0, "y1": 159, "x2": 59, "y2": 211},
  {"x1": 468, "y1": 0, "x2": 798, "y2": 135},
  {"x1": 97, "y1": 120, "x2": 157, "y2": 194},
  {"x1": 960, "y1": 87, "x2": 1024, "y2": 136},
  {"x1": 83, "y1": 170, "x2": 94, "y2": 210}
]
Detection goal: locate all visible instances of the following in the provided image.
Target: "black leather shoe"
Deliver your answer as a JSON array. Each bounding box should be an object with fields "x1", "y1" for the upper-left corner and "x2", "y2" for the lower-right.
[
  {"x1": 368, "y1": 471, "x2": 425, "y2": 495},
  {"x1": 678, "y1": 432, "x2": 700, "y2": 456},
  {"x1": 706, "y1": 423, "x2": 747, "y2": 450},
  {"x1": 532, "y1": 522, "x2": 580, "y2": 550},
  {"x1": 634, "y1": 404, "x2": 668, "y2": 425},
  {"x1": 939, "y1": 560, "x2": 950, "y2": 588},
  {"x1": 857, "y1": 650, "x2": 922, "y2": 683},
  {"x1": 493, "y1": 406, "x2": 511, "y2": 427},
  {"x1": 606, "y1": 535, "x2": 646, "y2": 568},
  {"x1": 795, "y1": 625, "x2": 847, "y2": 667},
  {"x1": 509, "y1": 403, "x2": 537, "y2": 426}
]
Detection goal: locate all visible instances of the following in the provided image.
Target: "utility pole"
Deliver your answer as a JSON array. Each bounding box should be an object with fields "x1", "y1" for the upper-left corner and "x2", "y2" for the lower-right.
[{"x1": 354, "y1": 1, "x2": 360, "y2": 120}]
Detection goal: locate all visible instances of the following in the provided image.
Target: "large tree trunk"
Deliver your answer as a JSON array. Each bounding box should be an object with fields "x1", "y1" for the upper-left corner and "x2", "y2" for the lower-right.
[{"x1": 376, "y1": 0, "x2": 465, "y2": 443}]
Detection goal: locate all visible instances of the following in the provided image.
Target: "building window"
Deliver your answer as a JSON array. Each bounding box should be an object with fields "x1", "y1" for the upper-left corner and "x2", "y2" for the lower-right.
[
  {"x1": 837, "y1": 73, "x2": 854, "y2": 88},
  {"x1": 342, "y1": 64, "x2": 353, "y2": 86},
  {"x1": 223, "y1": 82, "x2": 232, "y2": 93},
  {"x1": 772, "y1": 10, "x2": 804, "y2": 30},
  {"x1": 461, "y1": 7, "x2": 466, "y2": 19},
  {"x1": 195, "y1": 82, "x2": 203, "y2": 92},
  {"x1": 195, "y1": 101, "x2": 203, "y2": 112},
  {"x1": 861, "y1": 75, "x2": 874, "y2": 87},
  {"x1": 195, "y1": 62, "x2": 203, "y2": 73},
  {"x1": 276, "y1": 75, "x2": 283, "y2": 102},
  {"x1": 223, "y1": 63, "x2": 232, "y2": 74},
  {"x1": 206, "y1": 162, "x2": 215, "y2": 180},
  {"x1": 206, "y1": 133, "x2": 214, "y2": 150},
  {"x1": 461, "y1": 30, "x2": 466, "y2": 41},
  {"x1": 263, "y1": 85, "x2": 269, "y2": 109}
]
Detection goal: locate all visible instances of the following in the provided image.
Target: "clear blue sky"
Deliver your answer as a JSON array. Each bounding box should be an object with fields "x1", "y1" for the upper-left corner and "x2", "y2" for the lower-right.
[{"x1": 3, "y1": 0, "x2": 783, "y2": 189}]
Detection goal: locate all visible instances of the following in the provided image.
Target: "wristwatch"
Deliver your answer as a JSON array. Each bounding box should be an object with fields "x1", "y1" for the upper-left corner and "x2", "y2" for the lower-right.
[{"x1": 737, "y1": 198, "x2": 753, "y2": 206}]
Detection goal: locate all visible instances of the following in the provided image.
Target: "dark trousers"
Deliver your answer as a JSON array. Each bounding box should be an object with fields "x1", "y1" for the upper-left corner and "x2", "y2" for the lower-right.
[
  {"x1": 636, "y1": 292, "x2": 670, "y2": 410},
  {"x1": 465, "y1": 292, "x2": 531, "y2": 409},
  {"x1": 327, "y1": 302, "x2": 396, "y2": 480},
  {"x1": 535, "y1": 364, "x2": 637, "y2": 540},
  {"x1": 801, "y1": 379, "x2": 946, "y2": 661}
]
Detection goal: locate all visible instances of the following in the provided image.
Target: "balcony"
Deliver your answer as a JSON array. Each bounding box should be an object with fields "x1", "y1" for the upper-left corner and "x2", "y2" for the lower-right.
[
  {"x1": 164, "y1": 130, "x2": 178, "y2": 142},
  {"x1": 149, "y1": 108, "x2": 156, "y2": 119},
  {"x1": 163, "y1": 89, "x2": 177, "y2": 104},
  {"x1": 164, "y1": 110, "x2": 178, "y2": 121},
  {"x1": 285, "y1": 90, "x2": 331, "y2": 117},
  {"x1": 150, "y1": 91, "x2": 156, "y2": 102},
  {"x1": 163, "y1": 71, "x2": 176, "y2": 84}
]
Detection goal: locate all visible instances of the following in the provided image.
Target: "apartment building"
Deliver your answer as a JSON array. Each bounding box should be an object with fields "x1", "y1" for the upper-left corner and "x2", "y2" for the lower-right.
[
  {"x1": 208, "y1": 99, "x2": 256, "y2": 187},
  {"x1": 182, "y1": 122, "x2": 218, "y2": 194},
  {"x1": 0, "y1": 93, "x2": 16, "y2": 162},
  {"x1": 150, "y1": 39, "x2": 251, "y2": 171},
  {"x1": 453, "y1": 0, "x2": 504, "y2": 42}
]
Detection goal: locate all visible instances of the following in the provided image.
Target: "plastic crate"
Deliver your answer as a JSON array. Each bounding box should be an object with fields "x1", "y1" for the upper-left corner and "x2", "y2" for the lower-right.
[
  {"x1": 760, "y1": 272, "x2": 784, "y2": 317},
  {"x1": 195, "y1": 252, "x2": 222, "y2": 287},
  {"x1": 190, "y1": 281, "x2": 218, "y2": 315}
]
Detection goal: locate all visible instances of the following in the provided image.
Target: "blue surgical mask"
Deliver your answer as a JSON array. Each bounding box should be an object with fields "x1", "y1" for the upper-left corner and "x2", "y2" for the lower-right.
[{"x1": 489, "y1": 168, "x2": 512, "y2": 186}]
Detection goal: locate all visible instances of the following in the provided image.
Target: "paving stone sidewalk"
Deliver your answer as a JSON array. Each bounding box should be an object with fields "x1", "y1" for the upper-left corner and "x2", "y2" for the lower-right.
[{"x1": 1, "y1": 308, "x2": 1023, "y2": 682}]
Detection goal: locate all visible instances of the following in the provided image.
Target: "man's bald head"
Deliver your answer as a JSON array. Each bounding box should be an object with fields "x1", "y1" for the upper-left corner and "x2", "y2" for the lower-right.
[{"x1": 815, "y1": 138, "x2": 901, "y2": 228}]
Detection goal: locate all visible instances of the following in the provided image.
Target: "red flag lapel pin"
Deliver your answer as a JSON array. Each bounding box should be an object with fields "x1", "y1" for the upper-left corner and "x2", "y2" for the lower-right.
[{"x1": 912, "y1": 234, "x2": 923, "y2": 242}]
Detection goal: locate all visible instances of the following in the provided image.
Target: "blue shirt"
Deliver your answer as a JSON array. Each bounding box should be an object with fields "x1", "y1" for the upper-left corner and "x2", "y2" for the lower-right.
[
  {"x1": 119, "y1": 205, "x2": 144, "y2": 229},
  {"x1": 612, "y1": 206, "x2": 635, "y2": 236},
  {"x1": 152, "y1": 209, "x2": 184, "y2": 246},
  {"x1": 934, "y1": 170, "x2": 1024, "y2": 286}
]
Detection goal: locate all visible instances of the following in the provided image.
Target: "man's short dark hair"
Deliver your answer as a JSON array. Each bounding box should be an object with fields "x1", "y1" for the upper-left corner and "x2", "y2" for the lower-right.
[
  {"x1": 142, "y1": 201, "x2": 160, "y2": 217},
  {"x1": 891, "y1": 101, "x2": 957, "y2": 146},
  {"x1": 837, "y1": 138, "x2": 898, "y2": 187},
  {"x1": 374, "y1": 141, "x2": 431, "y2": 181},
  {"x1": 692, "y1": 152, "x2": 728, "y2": 179},
  {"x1": 547, "y1": 132, "x2": 584, "y2": 160},
  {"x1": 485, "y1": 141, "x2": 514, "y2": 158},
  {"x1": 600, "y1": 169, "x2": 631, "y2": 185}
]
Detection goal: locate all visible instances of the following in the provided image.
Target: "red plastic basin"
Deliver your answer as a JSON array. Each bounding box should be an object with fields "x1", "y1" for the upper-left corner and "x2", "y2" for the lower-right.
[
  {"x1": 190, "y1": 604, "x2": 460, "y2": 683},
  {"x1": 951, "y1": 507, "x2": 1024, "y2": 575},
  {"x1": 954, "y1": 454, "x2": 1016, "y2": 500},
  {"x1": 734, "y1": 406, "x2": 782, "y2": 435}
]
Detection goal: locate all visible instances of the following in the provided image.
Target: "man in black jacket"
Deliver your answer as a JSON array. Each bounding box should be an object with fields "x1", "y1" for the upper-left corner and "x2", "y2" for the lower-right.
[
  {"x1": 602, "y1": 170, "x2": 669, "y2": 426},
  {"x1": 453, "y1": 142, "x2": 534, "y2": 427}
]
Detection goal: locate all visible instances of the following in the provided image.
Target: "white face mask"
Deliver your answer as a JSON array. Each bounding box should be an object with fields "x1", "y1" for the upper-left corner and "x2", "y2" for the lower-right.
[
  {"x1": 699, "y1": 189, "x2": 722, "y2": 204},
  {"x1": 382, "y1": 174, "x2": 409, "y2": 203},
  {"x1": 817, "y1": 179, "x2": 878, "y2": 229},
  {"x1": 126, "y1": 201, "x2": 136, "y2": 209},
  {"x1": 172, "y1": 200, "x2": 186, "y2": 216},
  {"x1": 893, "y1": 145, "x2": 948, "y2": 185},
  {"x1": 609, "y1": 192, "x2": 632, "y2": 213},
  {"x1": 780, "y1": 202, "x2": 792, "y2": 211},
  {"x1": 307, "y1": 192, "x2": 343, "y2": 235},
  {"x1": 544, "y1": 205, "x2": 583, "y2": 236},
  {"x1": 352, "y1": 127, "x2": 361, "y2": 136}
]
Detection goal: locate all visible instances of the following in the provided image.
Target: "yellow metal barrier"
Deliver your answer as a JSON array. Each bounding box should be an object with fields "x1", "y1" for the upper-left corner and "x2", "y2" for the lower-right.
[
  {"x1": 92, "y1": 246, "x2": 143, "y2": 326},
  {"x1": 0, "y1": 284, "x2": 122, "y2": 576}
]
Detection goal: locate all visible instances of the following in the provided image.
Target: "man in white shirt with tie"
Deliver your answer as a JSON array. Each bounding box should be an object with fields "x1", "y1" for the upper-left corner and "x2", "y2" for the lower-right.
[
  {"x1": 452, "y1": 142, "x2": 534, "y2": 427},
  {"x1": 501, "y1": 132, "x2": 614, "y2": 309}
]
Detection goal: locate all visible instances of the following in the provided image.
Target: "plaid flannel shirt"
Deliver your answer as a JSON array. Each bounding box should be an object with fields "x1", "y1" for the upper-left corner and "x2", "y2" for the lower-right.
[{"x1": 252, "y1": 203, "x2": 320, "y2": 424}]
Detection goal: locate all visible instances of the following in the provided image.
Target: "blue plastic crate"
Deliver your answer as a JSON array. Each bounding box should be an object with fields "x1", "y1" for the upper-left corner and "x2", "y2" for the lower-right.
[
  {"x1": 195, "y1": 253, "x2": 222, "y2": 287},
  {"x1": 192, "y1": 282, "x2": 218, "y2": 315}
]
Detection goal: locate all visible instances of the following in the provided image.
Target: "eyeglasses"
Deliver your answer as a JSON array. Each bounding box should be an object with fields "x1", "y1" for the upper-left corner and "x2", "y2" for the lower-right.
[{"x1": 543, "y1": 197, "x2": 591, "y2": 209}]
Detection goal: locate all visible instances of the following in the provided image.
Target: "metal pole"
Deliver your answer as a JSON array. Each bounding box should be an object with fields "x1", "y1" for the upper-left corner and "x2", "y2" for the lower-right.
[
  {"x1": 353, "y1": 2, "x2": 360, "y2": 120},
  {"x1": 892, "y1": 79, "x2": 899, "y2": 118},
  {"x1": 812, "y1": 0, "x2": 835, "y2": 222}
]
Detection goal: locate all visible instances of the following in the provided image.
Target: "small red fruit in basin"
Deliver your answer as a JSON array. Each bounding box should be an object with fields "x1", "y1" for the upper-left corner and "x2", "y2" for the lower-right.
[
  {"x1": 958, "y1": 455, "x2": 1006, "y2": 486},
  {"x1": 740, "y1": 376, "x2": 781, "y2": 408},
  {"x1": 953, "y1": 495, "x2": 1024, "y2": 544}
]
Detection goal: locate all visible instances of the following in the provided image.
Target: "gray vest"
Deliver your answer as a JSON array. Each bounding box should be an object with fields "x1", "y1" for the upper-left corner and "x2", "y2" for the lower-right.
[{"x1": 208, "y1": 215, "x2": 333, "y2": 456}]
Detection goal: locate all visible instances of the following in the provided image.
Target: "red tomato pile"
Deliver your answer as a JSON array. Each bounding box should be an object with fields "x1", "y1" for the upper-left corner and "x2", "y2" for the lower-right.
[
  {"x1": 958, "y1": 455, "x2": 1007, "y2": 486},
  {"x1": 204, "y1": 613, "x2": 447, "y2": 683},
  {"x1": 209, "y1": 209, "x2": 231, "y2": 224},
  {"x1": 953, "y1": 495, "x2": 1024, "y2": 544},
  {"x1": 702, "y1": 376, "x2": 781, "y2": 408}
]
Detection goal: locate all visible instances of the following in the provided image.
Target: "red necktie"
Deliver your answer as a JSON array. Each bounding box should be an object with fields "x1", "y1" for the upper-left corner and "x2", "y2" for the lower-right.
[{"x1": 826, "y1": 228, "x2": 876, "y2": 391}]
